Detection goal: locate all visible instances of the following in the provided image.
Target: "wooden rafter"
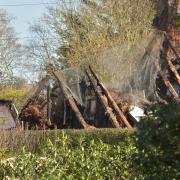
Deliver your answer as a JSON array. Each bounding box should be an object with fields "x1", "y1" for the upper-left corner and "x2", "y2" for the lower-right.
[
  {"x1": 52, "y1": 71, "x2": 94, "y2": 129},
  {"x1": 167, "y1": 58, "x2": 180, "y2": 84},
  {"x1": 155, "y1": 59, "x2": 179, "y2": 99},
  {"x1": 89, "y1": 66, "x2": 132, "y2": 129},
  {"x1": 85, "y1": 70, "x2": 121, "y2": 128}
]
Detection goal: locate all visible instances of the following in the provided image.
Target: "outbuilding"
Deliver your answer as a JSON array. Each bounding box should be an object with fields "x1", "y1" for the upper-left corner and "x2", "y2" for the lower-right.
[{"x1": 0, "y1": 100, "x2": 18, "y2": 130}]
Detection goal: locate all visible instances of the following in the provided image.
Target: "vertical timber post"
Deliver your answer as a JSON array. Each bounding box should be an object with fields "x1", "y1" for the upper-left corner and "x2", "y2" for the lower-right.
[{"x1": 47, "y1": 84, "x2": 51, "y2": 125}]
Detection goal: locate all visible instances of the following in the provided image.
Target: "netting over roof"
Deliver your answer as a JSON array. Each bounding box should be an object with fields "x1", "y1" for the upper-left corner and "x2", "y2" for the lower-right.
[{"x1": 56, "y1": 67, "x2": 84, "y2": 105}]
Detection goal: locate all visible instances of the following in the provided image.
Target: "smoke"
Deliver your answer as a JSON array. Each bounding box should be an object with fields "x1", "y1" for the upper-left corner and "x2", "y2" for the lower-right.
[
  {"x1": 55, "y1": 30, "x2": 165, "y2": 106},
  {"x1": 96, "y1": 30, "x2": 165, "y2": 105}
]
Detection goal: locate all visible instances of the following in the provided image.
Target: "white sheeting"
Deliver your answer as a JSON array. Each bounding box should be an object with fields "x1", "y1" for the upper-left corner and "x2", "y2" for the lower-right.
[{"x1": 129, "y1": 106, "x2": 145, "y2": 122}]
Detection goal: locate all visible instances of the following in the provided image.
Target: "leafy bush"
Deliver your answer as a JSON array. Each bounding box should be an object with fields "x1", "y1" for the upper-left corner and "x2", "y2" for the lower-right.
[
  {"x1": 0, "y1": 132, "x2": 135, "y2": 179},
  {"x1": 0, "y1": 88, "x2": 32, "y2": 110},
  {"x1": 1, "y1": 103, "x2": 180, "y2": 179},
  {"x1": 134, "y1": 103, "x2": 180, "y2": 179}
]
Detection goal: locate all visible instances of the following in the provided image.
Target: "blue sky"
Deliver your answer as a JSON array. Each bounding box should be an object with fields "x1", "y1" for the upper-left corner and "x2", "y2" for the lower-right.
[
  {"x1": 0, "y1": 0, "x2": 79, "y2": 81},
  {"x1": 0, "y1": 0, "x2": 56, "y2": 43}
]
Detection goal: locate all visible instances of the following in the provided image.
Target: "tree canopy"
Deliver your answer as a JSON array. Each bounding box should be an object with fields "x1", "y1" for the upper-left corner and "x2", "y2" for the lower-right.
[{"x1": 44, "y1": 0, "x2": 156, "y2": 69}]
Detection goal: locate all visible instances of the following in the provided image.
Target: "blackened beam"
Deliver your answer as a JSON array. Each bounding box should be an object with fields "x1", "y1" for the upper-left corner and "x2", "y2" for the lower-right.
[
  {"x1": 167, "y1": 58, "x2": 180, "y2": 84},
  {"x1": 47, "y1": 85, "x2": 51, "y2": 125},
  {"x1": 164, "y1": 33, "x2": 180, "y2": 84},
  {"x1": 85, "y1": 69, "x2": 120, "y2": 128},
  {"x1": 164, "y1": 33, "x2": 180, "y2": 60},
  {"x1": 52, "y1": 71, "x2": 94, "y2": 129},
  {"x1": 155, "y1": 59, "x2": 179, "y2": 99},
  {"x1": 89, "y1": 66, "x2": 132, "y2": 129}
]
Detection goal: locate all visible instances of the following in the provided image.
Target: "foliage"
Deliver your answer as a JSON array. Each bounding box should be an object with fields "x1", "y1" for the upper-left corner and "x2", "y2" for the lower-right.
[
  {"x1": 45, "y1": 0, "x2": 156, "y2": 71},
  {"x1": 1, "y1": 103, "x2": 180, "y2": 179},
  {"x1": 0, "y1": 132, "x2": 135, "y2": 179},
  {"x1": 0, "y1": 88, "x2": 32, "y2": 110},
  {"x1": 134, "y1": 102, "x2": 180, "y2": 179}
]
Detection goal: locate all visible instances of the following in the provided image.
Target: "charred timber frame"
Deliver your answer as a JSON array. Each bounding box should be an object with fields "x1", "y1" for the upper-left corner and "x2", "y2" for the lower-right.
[
  {"x1": 155, "y1": 58, "x2": 179, "y2": 99},
  {"x1": 89, "y1": 66, "x2": 132, "y2": 129},
  {"x1": 85, "y1": 69, "x2": 121, "y2": 128},
  {"x1": 52, "y1": 71, "x2": 94, "y2": 129},
  {"x1": 47, "y1": 85, "x2": 51, "y2": 125},
  {"x1": 164, "y1": 33, "x2": 180, "y2": 84},
  {"x1": 167, "y1": 58, "x2": 180, "y2": 84},
  {"x1": 164, "y1": 33, "x2": 180, "y2": 60}
]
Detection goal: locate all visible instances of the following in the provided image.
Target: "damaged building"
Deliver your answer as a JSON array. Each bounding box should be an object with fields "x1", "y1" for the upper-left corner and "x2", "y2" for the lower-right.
[{"x1": 4, "y1": 0, "x2": 180, "y2": 130}]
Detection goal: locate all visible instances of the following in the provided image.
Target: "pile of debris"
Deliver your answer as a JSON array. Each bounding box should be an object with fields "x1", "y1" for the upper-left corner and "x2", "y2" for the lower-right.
[{"x1": 19, "y1": 97, "x2": 50, "y2": 130}]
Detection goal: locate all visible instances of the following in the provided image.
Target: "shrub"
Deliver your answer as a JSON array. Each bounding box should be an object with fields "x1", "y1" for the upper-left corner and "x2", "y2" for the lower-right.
[
  {"x1": 0, "y1": 131, "x2": 135, "y2": 179},
  {"x1": 134, "y1": 103, "x2": 180, "y2": 179},
  {"x1": 1, "y1": 103, "x2": 180, "y2": 179}
]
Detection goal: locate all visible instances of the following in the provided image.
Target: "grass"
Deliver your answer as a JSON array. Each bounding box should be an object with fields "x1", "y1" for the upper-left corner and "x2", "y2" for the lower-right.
[
  {"x1": 0, "y1": 88, "x2": 32, "y2": 111},
  {"x1": 0, "y1": 118, "x2": 7, "y2": 125}
]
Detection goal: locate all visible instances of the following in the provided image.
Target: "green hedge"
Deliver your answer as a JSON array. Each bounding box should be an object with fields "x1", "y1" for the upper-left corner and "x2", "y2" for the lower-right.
[
  {"x1": 134, "y1": 102, "x2": 180, "y2": 179},
  {"x1": 0, "y1": 129, "x2": 133, "y2": 154},
  {"x1": 0, "y1": 103, "x2": 180, "y2": 179},
  {"x1": 0, "y1": 129, "x2": 135, "y2": 179},
  {"x1": 0, "y1": 131, "x2": 135, "y2": 179}
]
